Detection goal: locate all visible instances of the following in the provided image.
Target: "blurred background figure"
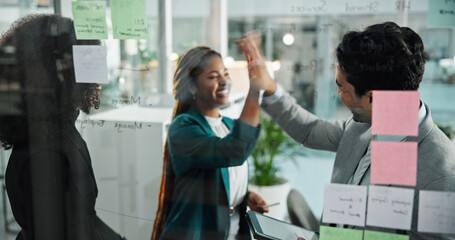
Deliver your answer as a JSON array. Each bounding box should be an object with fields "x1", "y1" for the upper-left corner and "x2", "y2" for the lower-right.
[{"x1": 0, "y1": 14, "x2": 125, "y2": 240}]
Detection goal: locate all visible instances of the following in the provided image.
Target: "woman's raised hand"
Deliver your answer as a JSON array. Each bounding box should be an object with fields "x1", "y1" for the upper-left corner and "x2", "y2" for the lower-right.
[{"x1": 239, "y1": 32, "x2": 276, "y2": 95}]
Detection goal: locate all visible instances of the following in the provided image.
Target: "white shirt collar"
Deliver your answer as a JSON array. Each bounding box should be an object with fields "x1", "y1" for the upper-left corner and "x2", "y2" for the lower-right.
[
  {"x1": 418, "y1": 101, "x2": 426, "y2": 125},
  {"x1": 204, "y1": 115, "x2": 223, "y2": 127}
]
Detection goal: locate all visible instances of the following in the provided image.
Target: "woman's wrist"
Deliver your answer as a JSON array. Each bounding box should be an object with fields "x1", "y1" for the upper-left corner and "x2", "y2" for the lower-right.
[{"x1": 247, "y1": 87, "x2": 261, "y2": 98}]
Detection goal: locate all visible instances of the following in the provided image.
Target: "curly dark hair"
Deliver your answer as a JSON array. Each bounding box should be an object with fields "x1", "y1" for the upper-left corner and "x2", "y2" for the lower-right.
[
  {"x1": 336, "y1": 21, "x2": 427, "y2": 97},
  {"x1": 0, "y1": 14, "x2": 101, "y2": 149}
]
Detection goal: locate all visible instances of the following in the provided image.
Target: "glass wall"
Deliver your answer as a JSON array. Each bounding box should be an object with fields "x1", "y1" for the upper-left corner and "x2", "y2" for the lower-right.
[
  {"x1": 0, "y1": 1, "x2": 55, "y2": 238},
  {"x1": 224, "y1": 0, "x2": 455, "y2": 229},
  {"x1": 100, "y1": 0, "x2": 212, "y2": 107},
  {"x1": 1, "y1": 0, "x2": 454, "y2": 239}
]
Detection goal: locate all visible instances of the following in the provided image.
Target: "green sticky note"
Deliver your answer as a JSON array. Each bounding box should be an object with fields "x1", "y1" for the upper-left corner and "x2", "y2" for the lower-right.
[
  {"x1": 427, "y1": 0, "x2": 455, "y2": 28},
  {"x1": 319, "y1": 226, "x2": 363, "y2": 240},
  {"x1": 111, "y1": 0, "x2": 148, "y2": 39},
  {"x1": 72, "y1": 1, "x2": 108, "y2": 39},
  {"x1": 364, "y1": 230, "x2": 409, "y2": 240}
]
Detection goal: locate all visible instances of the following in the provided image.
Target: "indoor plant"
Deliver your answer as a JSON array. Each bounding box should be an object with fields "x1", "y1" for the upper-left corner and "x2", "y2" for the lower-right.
[
  {"x1": 436, "y1": 122, "x2": 455, "y2": 141},
  {"x1": 249, "y1": 115, "x2": 302, "y2": 220}
]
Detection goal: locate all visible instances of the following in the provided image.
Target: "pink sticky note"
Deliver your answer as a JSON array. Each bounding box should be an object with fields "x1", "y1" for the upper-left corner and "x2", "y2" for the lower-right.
[
  {"x1": 372, "y1": 91, "x2": 420, "y2": 136},
  {"x1": 371, "y1": 141, "x2": 417, "y2": 186}
]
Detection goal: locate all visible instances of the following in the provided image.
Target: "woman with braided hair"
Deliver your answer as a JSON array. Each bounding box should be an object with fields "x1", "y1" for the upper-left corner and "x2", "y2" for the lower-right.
[{"x1": 152, "y1": 46, "x2": 269, "y2": 240}]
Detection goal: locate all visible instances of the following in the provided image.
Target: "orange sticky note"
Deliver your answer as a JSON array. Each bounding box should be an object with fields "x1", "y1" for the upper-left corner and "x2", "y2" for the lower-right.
[
  {"x1": 372, "y1": 91, "x2": 420, "y2": 136},
  {"x1": 371, "y1": 141, "x2": 417, "y2": 186}
]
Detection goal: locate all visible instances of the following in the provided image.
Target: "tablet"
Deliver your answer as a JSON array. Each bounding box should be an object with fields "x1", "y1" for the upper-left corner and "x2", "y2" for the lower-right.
[{"x1": 246, "y1": 210, "x2": 319, "y2": 240}]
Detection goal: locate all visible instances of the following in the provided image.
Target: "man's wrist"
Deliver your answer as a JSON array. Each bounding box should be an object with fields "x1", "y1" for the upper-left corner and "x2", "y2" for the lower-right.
[
  {"x1": 262, "y1": 83, "x2": 283, "y2": 105},
  {"x1": 264, "y1": 79, "x2": 277, "y2": 96}
]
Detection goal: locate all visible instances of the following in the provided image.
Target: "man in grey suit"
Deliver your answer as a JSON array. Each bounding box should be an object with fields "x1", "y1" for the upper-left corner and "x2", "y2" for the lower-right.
[{"x1": 240, "y1": 22, "x2": 455, "y2": 239}]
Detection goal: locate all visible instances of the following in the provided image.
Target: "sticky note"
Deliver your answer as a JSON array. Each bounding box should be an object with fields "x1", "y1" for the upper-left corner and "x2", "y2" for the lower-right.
[
  {"x1": 322, "y1": 184, "x2": 367, "y2": 226},
  {"x1": 371, "y1": 141, "x2": 417, "y2": 186},
  {"x1": 427, "y1": 0, "x2": 455, "y2": 28},
  {"x1": 367, "y1": 185, "x2": 414, "y2": 230},
  {"x1": 418, "y1": 190, "x2": 455, "y2": 234},
  {"x1": 111, "y1": 0, "x2": 147, "y2": 39},
  {"x1": 372, "y1": 91, "x2": 420, "y2": 136},
  {"x1": 73, "y1": 45, "x2": 109, "y2": 84},
  {"x1": 319, "y1": 226, "x2": 363, "y2": 240},
  {"x1": 72, "y1": 1, "x2": 108, "y2": 39},
  {"x1": 364, "y1": 230, "x2": 409, "y2": 240}
]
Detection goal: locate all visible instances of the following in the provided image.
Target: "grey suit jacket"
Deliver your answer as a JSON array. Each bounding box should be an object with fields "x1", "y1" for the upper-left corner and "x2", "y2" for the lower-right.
[{"x1": 262, "y1": 91, "x2": 455, "y2": 240}]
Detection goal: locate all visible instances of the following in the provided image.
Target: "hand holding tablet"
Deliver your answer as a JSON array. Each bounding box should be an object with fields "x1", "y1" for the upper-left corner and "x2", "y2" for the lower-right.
[
  {"x1": 246, "y1": 210, "x2": 319, "y2": 240},
  {"x1": 247, "y1": 191, "x2": 270, "y2": 213}
]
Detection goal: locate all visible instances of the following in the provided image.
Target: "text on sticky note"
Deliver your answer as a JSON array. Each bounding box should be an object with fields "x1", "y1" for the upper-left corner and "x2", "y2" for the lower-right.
[
  {"x1": 367, "y1": 185, "x2": 414, "y2": 230},
  {"x1": 418, "y1": 190, "x2": 455, "y2": 234},
  {"x1": 72, "y1": 1, "x2": 108, "y2": 40},
  {"x1": 111, "y1": 0, "x2": 147, "y2": 39},
  {"x1": 73, "y1": 45, "x2": 109, "y2": 84},
  {"x1": 322, "y1": 183, "x2": 367, "y2": 226}
]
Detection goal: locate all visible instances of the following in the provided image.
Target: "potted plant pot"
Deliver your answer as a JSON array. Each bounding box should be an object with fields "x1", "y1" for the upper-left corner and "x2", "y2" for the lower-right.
[{"x1": 249, "y1": 177, "x2": 290, "y2": 220}]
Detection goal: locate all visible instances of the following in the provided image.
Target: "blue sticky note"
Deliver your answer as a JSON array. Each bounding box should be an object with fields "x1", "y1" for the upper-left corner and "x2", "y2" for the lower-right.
[{"x1": 427, "y1": 0, "x2": 455, "y2": 28}]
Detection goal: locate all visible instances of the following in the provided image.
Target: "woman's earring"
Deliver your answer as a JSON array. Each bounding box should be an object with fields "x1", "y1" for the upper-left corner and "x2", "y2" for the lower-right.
[{"x1": 192, "y1": 93, "x2": 196, "y2": 100}]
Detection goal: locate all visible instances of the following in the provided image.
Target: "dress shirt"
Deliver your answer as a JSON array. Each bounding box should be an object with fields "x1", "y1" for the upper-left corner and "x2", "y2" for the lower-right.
[{"x1": 204, "y1": 115, "x2": 249, "y2": 239}]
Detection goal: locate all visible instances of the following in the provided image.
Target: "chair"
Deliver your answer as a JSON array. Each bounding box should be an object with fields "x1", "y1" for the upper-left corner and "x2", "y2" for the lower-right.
[{"x1": 287, "y1": 189, "x2": 320, "y2": 232}]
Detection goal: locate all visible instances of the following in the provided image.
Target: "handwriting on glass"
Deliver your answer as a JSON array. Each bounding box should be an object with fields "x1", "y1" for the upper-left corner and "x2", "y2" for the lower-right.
[
  {"x1": 76, "y1": 118, "x2": 105, "y2": 129},
  {"x1": 345, "y1": 1, "x2": 379, "y2": 13},
  {"x1": 111, "y1": 96, "x2": 142, "y2": 106},
  {"x1": 291, "y1": 0, "x2": 327, "y2": 13}
]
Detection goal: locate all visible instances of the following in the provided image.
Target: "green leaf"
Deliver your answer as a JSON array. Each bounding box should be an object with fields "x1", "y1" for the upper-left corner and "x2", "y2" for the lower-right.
[{"x1": 250, "y1": 114, "x2": 304, "y2": 186}]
